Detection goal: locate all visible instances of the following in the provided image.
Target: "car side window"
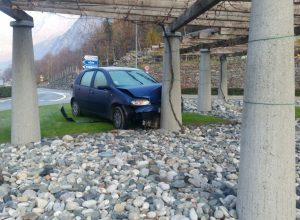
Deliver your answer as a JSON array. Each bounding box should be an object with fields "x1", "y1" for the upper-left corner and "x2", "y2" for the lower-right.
[
  {"x1": 80, "y1": 71, "x2": 94, "y2": 87},
  {"x1": 93, "y1": 71, "x2": 107, "y2": 88}
]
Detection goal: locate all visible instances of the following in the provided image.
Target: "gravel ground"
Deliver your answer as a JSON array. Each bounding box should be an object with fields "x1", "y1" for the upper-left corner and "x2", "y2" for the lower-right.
[{"x1": 0, "y1": 98, "x2": 299, "y2": 220}]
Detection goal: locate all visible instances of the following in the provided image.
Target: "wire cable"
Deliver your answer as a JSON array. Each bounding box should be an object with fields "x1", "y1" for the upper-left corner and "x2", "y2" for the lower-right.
[{"x1": 159, "y1": 24, "x2": 184, "y2": 133}]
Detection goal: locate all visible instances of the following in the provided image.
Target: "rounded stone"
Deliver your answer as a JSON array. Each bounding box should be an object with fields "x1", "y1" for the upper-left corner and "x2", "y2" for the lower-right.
[{"x1": 114, "y1": 203, "x2": 125, "y2": 212}]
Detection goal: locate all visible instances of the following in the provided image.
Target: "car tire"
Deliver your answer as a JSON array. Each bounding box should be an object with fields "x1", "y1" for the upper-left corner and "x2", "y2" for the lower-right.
[
  {"x1": 72, "y1": 101, "x2": 81, "y2": 117},
  {"x1": 112, "y1": 106, "x2": 129, "y2": 129}
]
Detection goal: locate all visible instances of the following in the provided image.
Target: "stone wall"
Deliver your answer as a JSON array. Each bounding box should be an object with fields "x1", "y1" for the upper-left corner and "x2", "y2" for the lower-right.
[
  {"x1": 44, "y1": 56, "x2": 300, "y2": 90},
  {"x1": 150, "y1": 57, "x2": 247, "y2": 88},
  {"x1": 150, "y1": 57, "x2": 300, "y2": 89}
]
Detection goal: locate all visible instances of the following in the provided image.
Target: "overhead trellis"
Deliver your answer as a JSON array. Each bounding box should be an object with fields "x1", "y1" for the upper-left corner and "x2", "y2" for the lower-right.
[{"x1": 1, "y1": 0, "x2": 300, "y2": 55}]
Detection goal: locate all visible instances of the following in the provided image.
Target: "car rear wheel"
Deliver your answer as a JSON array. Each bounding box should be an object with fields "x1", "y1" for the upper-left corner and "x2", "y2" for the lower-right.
[
  {"x1": 112, "y1": 106, "x2": 129, "y2": 129},
  {"x1": 72, "y1": 101, "x2": 81, "y2": 117}
]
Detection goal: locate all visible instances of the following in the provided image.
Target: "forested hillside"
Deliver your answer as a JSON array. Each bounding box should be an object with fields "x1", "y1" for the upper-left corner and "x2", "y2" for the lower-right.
[{"x1": 2, "y1": 18, "x2": 162, "y2": 82}]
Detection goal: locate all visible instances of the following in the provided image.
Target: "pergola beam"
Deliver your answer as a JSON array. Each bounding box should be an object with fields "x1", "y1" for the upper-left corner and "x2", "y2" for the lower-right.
[
  {"x1": 170, "y1": 0, "x2": 222, "y2": 32},
  {"x1": 0, "y1": 0, "x2": 32, "y2": 21},
  {"x1": 181, "y1": 26, "x2": 300, "y2": 54}
]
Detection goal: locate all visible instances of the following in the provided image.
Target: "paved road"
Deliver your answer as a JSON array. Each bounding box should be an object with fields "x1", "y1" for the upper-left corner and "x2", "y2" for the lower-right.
[{"x1": 0, "y1": 88, "x2": 72, "y2": 111}]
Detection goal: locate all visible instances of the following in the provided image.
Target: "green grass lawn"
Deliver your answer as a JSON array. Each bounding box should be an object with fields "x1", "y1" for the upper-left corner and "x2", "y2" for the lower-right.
[
  {"x1": 296, "y1": 107, "x2": 300, "y2": 118},
  {"x1": 2, "y1": 105, "x2": 300, "y2": 144},
  {"x1": 0, "y1": 104, "x2": 113, "y2": 143},
  {"x1": 0, "y1": 104, "x2": 230, "y2": 143},
  {"x1": 182, "y1": 112, "x2": 229, "y2": 125}
]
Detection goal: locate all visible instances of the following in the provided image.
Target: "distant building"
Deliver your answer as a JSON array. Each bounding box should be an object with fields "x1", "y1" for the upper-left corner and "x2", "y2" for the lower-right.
[{"x1": 0, "y1": 79, "x2": 3, "y2": 86}]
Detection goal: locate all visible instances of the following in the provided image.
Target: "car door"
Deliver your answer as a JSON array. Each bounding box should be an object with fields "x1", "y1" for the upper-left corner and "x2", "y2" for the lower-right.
[
  {"x1": 76, "y1": 70, "x2": 95, "y2": 112},
  {"x1": 89, "y1": 70, "x2": 110, "y2": 117}
]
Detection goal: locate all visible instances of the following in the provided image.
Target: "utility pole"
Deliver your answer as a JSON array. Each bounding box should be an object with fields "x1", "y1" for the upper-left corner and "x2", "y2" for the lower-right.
[{"x1": 135, "y1": 23, "x2": 138, "y2": 68}]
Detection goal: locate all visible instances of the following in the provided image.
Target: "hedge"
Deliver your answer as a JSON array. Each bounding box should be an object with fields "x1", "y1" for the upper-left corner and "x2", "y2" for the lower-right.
[
  {"x1": 0, "y1": 86, "x2": 12, "y2": 98},
  {"x1": 182, "y1": 88, "x2": 300, "y2": 96},
  {"x1": 2, "y1": 86, "x2": 300, "y2": 98}
]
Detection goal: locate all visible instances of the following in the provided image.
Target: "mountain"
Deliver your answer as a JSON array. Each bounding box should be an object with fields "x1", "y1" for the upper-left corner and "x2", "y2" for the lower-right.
[
  {"x1": 0, "y1": 61, "x2": 11, "y2": 73},
  {"x1": 34, "y1": 17, "x2": 103, "y2": 60}
]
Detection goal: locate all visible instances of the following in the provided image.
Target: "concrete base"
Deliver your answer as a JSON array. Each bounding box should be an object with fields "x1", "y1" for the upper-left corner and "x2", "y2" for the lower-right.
[
  {"x1": 11, "y1": 20, "x2": 41, "y2": 145},
  {"x1": 218, "y1": 55, "x2": 228, "y2": 101},
  {"x1": 237, "y1": 0, "x2": 295, "y2": 219},
  {"x1": 160, "y1": 32, "x2": 182, "y2": 131},
  {"x1": 197, "y1": 49, "x2": 211, "y2": 112}
]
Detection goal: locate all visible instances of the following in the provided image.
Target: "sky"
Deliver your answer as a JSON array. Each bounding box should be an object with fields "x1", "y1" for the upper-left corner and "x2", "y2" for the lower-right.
[{"x1": 0, "y1": 11, "x2": 79, "y2": 64}]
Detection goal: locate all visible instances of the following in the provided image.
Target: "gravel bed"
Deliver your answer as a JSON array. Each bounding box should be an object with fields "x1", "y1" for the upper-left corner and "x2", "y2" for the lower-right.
[{"x1": 0, "y1": 98, "x2": 299, "y2": 220}]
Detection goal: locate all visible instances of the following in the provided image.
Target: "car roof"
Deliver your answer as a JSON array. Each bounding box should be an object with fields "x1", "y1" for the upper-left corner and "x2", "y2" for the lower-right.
[{"x1": 100, "y1": 66, "x2": 141, "y2": 71}]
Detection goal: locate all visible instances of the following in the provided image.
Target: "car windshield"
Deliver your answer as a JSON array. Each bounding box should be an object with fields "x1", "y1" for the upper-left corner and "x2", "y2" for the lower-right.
[{"x1": 109, "y1": 70, "x2": 157, "y2": 86}]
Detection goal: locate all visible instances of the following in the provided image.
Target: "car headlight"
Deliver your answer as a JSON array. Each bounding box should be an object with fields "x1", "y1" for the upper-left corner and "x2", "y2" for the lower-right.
[{"x1": 131, "y1": 99, "x2": 150, "y2": 106}]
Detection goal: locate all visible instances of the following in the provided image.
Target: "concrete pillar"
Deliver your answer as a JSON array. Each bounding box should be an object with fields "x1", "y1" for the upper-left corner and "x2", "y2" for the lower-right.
[
  {"x1": 218, "y1": 55, "x2": 228, "y2": 101},
  {"x1": 197, "y1": 49, "x2": 211, "y2": 112},
  {"x1": 237, "y1": 0, "x2": 295, "y2": 219},
  {"x1": 11, "y1": 20, "x2": 41, "y2": 145},
  {"x1": 160, "y1": 31, "x2": 182, "y2": 131}
]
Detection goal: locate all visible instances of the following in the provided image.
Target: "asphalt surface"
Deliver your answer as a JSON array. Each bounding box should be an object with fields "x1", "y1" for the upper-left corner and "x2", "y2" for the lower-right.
[{"x1": 0, "y1": 88, "x2": 72, "y2": 111}]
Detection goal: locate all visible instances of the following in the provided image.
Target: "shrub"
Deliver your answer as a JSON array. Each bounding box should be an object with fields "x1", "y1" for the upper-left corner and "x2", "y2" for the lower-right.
[{"x1": 0, "y1": 86, "x2": 12, "y2": 98}]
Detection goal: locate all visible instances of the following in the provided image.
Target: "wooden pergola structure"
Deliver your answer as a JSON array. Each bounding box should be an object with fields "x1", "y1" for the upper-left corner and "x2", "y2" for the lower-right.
[
  {"x1": 0, "y1": 1, "x2": 298, "y2": 220},
  {"x1": 0, "y1": 0, "x2": 299, "y2": 55}
]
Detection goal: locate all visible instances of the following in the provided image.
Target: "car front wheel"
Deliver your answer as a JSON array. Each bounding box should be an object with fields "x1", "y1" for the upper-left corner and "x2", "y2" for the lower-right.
[
  {"x1": 72, "y1": 101, "x2": 81, "y2": 117},
  {"x1": 112, "y1": 106, "x2": 129, "y2": 129}
]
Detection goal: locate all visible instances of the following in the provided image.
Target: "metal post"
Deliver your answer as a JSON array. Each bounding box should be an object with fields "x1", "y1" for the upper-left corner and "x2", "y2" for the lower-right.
[{"x1": 135, "y1": 23, "x2": 138, "y2": 68}]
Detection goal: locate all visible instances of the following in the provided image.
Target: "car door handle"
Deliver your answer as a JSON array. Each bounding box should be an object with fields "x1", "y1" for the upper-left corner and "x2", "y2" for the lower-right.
[{"x1": 89, "y1": 90, "x2": 95, "y2": 94}]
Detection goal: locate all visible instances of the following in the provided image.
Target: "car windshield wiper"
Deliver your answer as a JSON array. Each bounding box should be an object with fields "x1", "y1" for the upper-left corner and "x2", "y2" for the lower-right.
[
  {"x1": 127, "y1": 72, "x2": 144, "y2": 85},
  {"x1": 131, "y1": 71, "x2": 157, "y2": 83}
]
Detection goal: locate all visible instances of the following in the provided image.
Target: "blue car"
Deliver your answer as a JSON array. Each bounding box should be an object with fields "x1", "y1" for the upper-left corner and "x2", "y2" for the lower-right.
[{"x1": 71, "y1": 67, "x2": 161, "y2": 129}]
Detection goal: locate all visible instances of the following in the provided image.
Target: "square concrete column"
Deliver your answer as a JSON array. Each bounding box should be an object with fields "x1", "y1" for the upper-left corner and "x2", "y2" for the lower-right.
[
  {"x1": 160, "y1": 31, "x2": 182, "y2": 131},
  {"x1": 237, "y1": 0, "x2": 295, "y2": 219},
  {"x1": 11, "y1": 20, "x2": 41, "y2": 145},
  {"x1": 218, "y1": 55, "x2": 228, "y2": 101},
  {"x1": 197, "y1": 49, "x2": 211, "y2": 112}
]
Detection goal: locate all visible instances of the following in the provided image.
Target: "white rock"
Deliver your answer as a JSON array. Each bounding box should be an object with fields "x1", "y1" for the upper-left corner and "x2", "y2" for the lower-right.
[
  {"x1": 107, "y1": 184, "x2": 118, "y2": 193},
  {"x1": 51, "y1": 139, "x2": 64, "y2": 146},
  {"x1": 219, "y1": 206, "x2": 230, "y2": 218},
  {"x1": 32, "y1": 208, "x2": 44, "y2": 214},
  {"x1": 82, "y1": 200, "x2": 97, "y2": 208},
  {"x1": 141, "y1": 202, "x2": 150, "y2": 211},
  {"x1": 189, "y1": 208, "x2": 198, "y2": 220},
  {"x1": 16, "y1": 171, "x2": 27, "y2": 180},
  {"x1": 140, "y1": 168, "x2": 149, "y2": 177},
  {"x1": 214, "y1": 164, "x2": 223, "y2": 173},
  {"x1": 128, "y1": 211, "x2": 140, "y2": 220},
  {"x1": 36, "y1": 198, "x2": 48, "y2": 209},
  {"x1": 133, "y1": 196, "x2": 145, "y2": 207},
  {"x1": 136, "y1": 161, "x2": 149, "y2": 168},
  {"x1": 226, "y1": 173, "x2": 238, "y2": 180},
  {"x1": 158, "y1": 182, "x2": 170, "y2": 191},
  {"x1": 62, "y1": 135, "x2": 74, "y2": 142},
  {"x1": 147, "y1": 211, "x2": 157, "y2": 218},
  {"x1": 214, "y1": 209, "x2": 224, "y2": 219},
  {"x1": 167, "y1": 171, "x2": 177, "y2": 181},
  {"x1": 8, "y1": 208, "x2": 18, "y2": 217},
  {"x1": 66, "y1": 201, "x2": 80, "y2": 211},
  {"x1": 82, "y1": 208, "x2": 95, "y2": 217},
  {"x1": 171, "y1": 215, "x2": 189, "y2": 220}
]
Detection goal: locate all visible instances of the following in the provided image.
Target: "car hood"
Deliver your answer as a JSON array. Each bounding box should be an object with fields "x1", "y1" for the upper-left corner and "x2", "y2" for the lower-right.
[{"x1": 117, "y1": 84, "x2": 161, "y2": 103}]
